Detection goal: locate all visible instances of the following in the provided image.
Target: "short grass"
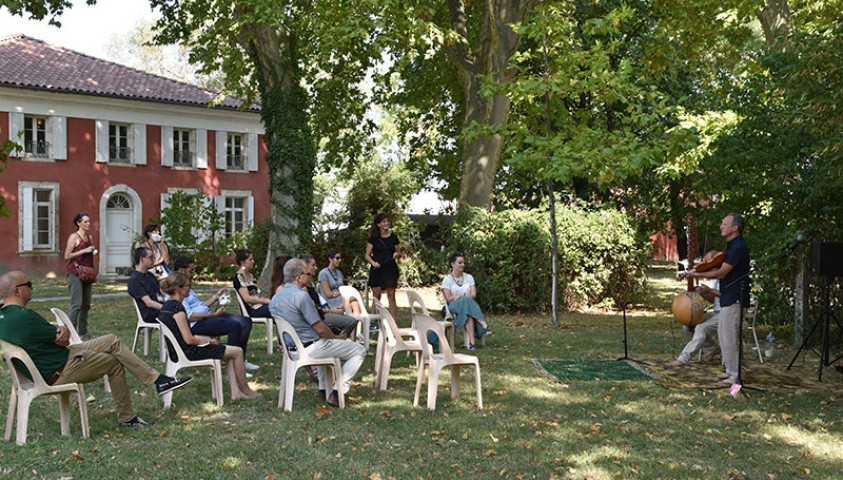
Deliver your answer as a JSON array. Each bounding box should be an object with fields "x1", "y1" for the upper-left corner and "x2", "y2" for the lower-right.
[{"x1": 2, "y1": 264, "x2": 843, "y2": 479}]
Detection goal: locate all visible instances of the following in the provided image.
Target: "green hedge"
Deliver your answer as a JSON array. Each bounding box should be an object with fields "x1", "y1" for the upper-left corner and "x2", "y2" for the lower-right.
[{"x1": 447, "y1": 205, "x2": 649, "y2": 313}]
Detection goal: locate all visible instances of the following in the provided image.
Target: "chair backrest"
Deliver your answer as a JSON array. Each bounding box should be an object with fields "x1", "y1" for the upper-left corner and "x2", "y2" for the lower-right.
[
  {"x1": 412, "y1": 313, "x2": 455, "y2": 360},
  {"x1": 156, "y1": 319, "x2": 190, "y2": 364},
  {"x1": 50, "y1": 308, "x2": 83, "y2": 345},
  {"x1": 339, "y1": 285, "x2": 371, "y2": 316},
  {"x1": 406, "y1": 290, "x2": 430, "y2": 316},
  {"x1": 373, "y1": 300, "x2": 402, "y2": 347},
  {"x1": 439, "y1": 288, "x2": 453, "y2": 320},
  {"x1": 0, "y1": 339, "x2": 50, "y2": 390},
  {"x1": 273, "y1": 316, "x2": 308, "y2": 361},
  {"x1": 131, "y1": 296, "x2": 146, "y2": 323},
  {"x1": 234, "y1": 289, "x2": 250, "y2": 317}
]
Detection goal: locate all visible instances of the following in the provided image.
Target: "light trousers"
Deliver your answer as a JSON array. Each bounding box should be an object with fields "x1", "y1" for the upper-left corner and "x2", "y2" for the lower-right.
[{"x1": 307, "y1": 339, "x2": 367, "y2": 394}]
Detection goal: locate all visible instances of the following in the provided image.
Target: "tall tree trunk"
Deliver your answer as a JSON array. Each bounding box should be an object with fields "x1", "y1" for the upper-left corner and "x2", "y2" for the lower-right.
[
  {"x1": 445, "y1": 0, "x2": 537, "y2": 210},
  {"x1": 758, "y1": 0, "x2": 792, "y2": 52},
  {"x1": 239, "y1": 21, "x2": 316, "y2": 288}
]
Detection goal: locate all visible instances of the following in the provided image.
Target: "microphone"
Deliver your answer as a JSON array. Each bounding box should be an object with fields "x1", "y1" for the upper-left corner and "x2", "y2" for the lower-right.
[{"x1": 784, "y1": 232, "x2": 805, "y2": 254}]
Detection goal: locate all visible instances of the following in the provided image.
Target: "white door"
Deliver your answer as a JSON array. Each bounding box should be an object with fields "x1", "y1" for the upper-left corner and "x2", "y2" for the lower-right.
[{"x1": 105, "y1": 193, "x2": 134, "y2": 273}]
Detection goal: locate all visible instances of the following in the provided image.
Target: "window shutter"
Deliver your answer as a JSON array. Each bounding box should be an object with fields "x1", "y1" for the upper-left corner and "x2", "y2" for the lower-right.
[
  {"x1": 160, "y1": 191, "x2": 171, "y2": 213},
  {"x1": 247, "y1": 195, "x2": 255, "y2": 227},
  {"x1": 9, "y1": 112, "x2": 24, "y2": 146},
  {"x1": 247, "y1": 133, "x2": 258, "y2": 171},
  {"x1": 196, "y1": 129, "x2": 208, "y2": 169},
  {"x1": 21, "y1": 187, "x2": 33, "y2": 251},
  {"x1": 52, "y1": 116, "x2": 67, "y2": 160},
  {"x1": 95, "y1": 120, "x2": 109, "y2": 163},
  {"x1": 134, "y1": 124, "x2": 147, "y2": 165},
  {"x1": 215, "y1": 131, "x2": 227, "y2": 170},
  {"x1": 161, "y1": 126, "x2": 173, "y2": 167}
]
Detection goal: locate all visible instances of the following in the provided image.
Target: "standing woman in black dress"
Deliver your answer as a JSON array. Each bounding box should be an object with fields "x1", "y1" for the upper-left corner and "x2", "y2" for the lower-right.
[{"x1": 364, "y1": 213, "x2": 402, "y2": 320}]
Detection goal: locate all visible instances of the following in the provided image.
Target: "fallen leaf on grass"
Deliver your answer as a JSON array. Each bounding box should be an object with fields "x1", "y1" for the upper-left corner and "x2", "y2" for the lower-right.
[
  {"x1": 315, "y1": 405, "x2": 332, "y2": 419},
  {"x1": 265, "y1": 474, "x2": 280, "y2": 480},
  {"x1": 489, "y1": 433, "x2": 499, "y2": 443},
  {"x1": 159, "y1": 430, "x2": 169, "y2": 438},
  {"x1": 72, "y1": 451, "x2": 83, "y2": 462},
  {"x1": 487, "y1": 449, "x2": 496, "y2": 456}
]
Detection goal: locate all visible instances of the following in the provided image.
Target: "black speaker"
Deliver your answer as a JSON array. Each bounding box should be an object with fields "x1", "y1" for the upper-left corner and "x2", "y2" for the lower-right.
[{"x1": 810, "y1": 242, "x2": 843, "y2": 277}]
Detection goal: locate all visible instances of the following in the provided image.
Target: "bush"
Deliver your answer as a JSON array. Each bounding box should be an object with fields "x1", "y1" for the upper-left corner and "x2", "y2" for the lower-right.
[{"x1": 447, "y1": 204, "x2": 648, "y2": 313}]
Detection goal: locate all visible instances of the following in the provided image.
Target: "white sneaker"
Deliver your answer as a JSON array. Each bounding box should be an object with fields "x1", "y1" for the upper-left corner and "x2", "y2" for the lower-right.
[
  {"x1": 244, "y1": 361, "x2": 260, "y2": 372},
  {"x1": 246, "y1": 372, "x2": 254, "y2": 379}
]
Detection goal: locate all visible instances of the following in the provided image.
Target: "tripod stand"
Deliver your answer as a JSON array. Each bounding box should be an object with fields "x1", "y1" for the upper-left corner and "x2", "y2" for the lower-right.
[
  {"x1": 617, "y1": 302, "x2": 649, "y2": 365},
  {"x1": 786, "y1": 277, "x2": 842, "y2": 381}
]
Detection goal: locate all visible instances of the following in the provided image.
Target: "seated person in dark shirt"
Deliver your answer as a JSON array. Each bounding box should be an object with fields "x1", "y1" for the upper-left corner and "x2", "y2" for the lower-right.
[
  {"x1": 127, "y1": 247, "x2": 163, "y2": 324},
  {"x1": 0, "y1": 270, "x2": 192, "y2": 428},
  {"x1": 158, "y1": 272, "x2": 258, "y2": 401},
  {"x1": 298, "y1": 254, "x2": 358, "y2": 337}
]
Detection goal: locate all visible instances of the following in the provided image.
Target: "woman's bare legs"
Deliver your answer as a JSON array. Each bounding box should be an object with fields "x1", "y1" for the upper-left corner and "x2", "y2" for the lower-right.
[
  {"x1": 222, "y1": 346, "x2": 258, "y2": 400},
  {"x1": 370, "y1": 286, "x2": 383, "y2": 312},
  {"x1": 349, "y1": 298, "x2": 362, "y2": 315},
  {"x1": 464, "y1": 317, "x2": 475, "y2": 348}
]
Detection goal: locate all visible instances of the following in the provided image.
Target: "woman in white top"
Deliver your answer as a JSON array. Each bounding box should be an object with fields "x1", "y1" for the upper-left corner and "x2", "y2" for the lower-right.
[{"x1": 442, "y1": 253, "x2": 491, "y2": 350}]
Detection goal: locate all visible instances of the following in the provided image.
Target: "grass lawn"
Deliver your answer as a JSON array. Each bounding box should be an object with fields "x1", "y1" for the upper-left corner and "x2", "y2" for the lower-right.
[{"x1": 2, "y1": 263, "x2": 843, "y2": 479}]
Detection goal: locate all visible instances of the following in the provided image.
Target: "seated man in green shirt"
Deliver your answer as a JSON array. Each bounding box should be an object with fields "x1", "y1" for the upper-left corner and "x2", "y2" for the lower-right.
[{"x1": 0, "y1": 271, "x2": 193, "y2": 428}]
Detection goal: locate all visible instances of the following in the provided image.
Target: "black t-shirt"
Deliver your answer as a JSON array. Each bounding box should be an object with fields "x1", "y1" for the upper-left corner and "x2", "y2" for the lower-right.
[
  {"x1": 127, "y1": 270, "x2": 161, "y2": 323},
  {"x1": 721, "y1": 236, "x2": 751, "y2": 308},
  {"x1": 368, "y1": 233, "x2": 399, "y2": 265}
]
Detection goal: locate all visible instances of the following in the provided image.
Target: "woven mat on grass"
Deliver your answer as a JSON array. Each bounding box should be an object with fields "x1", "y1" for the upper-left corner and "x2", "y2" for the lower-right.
[
  {"x1": 635, "y1": 354, "x2": 843, "y2": 391},
  {"x1": 532, "y1": 359, "x2": 658, "y2": 382}
]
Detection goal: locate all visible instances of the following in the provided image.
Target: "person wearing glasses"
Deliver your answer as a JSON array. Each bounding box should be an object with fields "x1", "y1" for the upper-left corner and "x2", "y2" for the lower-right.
[
  {"x1": 270, "y1": 259, "x2": 366, "y2": 406},
  {"x1": 300, "y1": 254, "x2": 358, "y2": 337},
  {"x1": 127, "y1": 247, "x2": 163, "y2": 324},
  {"x1": 0, "y1": 271, "x2": 193, "y2": 428},
  {"x1": 317, "y1": 250, "x2": 361, "y2": 314}
]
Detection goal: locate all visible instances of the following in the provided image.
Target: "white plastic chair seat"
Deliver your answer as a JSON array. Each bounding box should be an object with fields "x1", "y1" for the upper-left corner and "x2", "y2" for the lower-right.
[
  {"x1": 234, "y1": 290, "x2": 274, "y2": 354},
  {"x1": 406, "y1": 289, "x2": 456, "y2": 347},
  {"x1": 157, "y1": 320, "x2": 224, "y2": 408},
  {"x1": 1, "y1": 339, "x2": 90, "y2": 445},
  {"x1": 274, "y1": 316, "x2": 345, "y2": 411},
  {"x1": 412, "y1": 313, "x2": 482, "y2": 410},
  {"x1": 373, "y1": 301, "x2": 422, "y2": 391},
  {"x1": 130, "y1": 297, "x2": 166, "y2": 363},
  {"x1": 50, "y1": 308, "x2": 111, "y2": 393},
  {"x1": 339, "y1": 285, "x2": 379, "y2": 350}
]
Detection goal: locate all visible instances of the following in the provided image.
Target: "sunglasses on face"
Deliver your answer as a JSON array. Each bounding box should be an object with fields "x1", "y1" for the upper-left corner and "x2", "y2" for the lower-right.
[{"x1": 16, "y1": 281, "x2": 33, "y2": 289}]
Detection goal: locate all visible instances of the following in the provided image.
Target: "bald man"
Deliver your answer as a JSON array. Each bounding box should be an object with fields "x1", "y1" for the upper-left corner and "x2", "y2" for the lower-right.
[{"x1": 0, "y1": 271, "x2": 192, "y2": 427}]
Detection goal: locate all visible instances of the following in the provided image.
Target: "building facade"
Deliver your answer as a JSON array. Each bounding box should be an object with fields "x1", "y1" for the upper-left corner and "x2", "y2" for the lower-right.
[{"x1": 0, "y1": 35, "x2": 270, "y2": 276}]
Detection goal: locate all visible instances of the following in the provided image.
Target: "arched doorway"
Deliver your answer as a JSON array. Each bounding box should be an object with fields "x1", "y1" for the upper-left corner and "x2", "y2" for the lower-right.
[{"x1": 99, "y1": 186, "x2": 142, "y2": 274}]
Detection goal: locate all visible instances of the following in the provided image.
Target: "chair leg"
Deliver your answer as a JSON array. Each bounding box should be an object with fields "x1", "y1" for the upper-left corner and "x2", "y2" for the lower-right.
[
  {"x1": 213, "y1": 362, "x2": 224, "y2": 407},
  {"x1": 5, "y1": 388, "x2": 17, "y2": 442},
  {"x1": 277, "y1": 366, "x2": 287, "y2": 409},
  {"x1": 379, "y1": 351, "x2": 393, "y2": 391},
  {"x1": 131, "y1": 327, "x2": 141, "y2": 353},
  {"x1": 58, "y1": 392, "x2": 71, "y2": 437},
  {"x1": 77, "y1": 386, "x2": 90, "y2": 439},
  {"x1": 103, "y1": 375, "x2": 111, "y2": 393},
  {"x1": 427, "y1": 364, "x2": 441, "y2": 410},
  {"x1": 474, "y1": 364, "x2": 483, "y2": 409},
  {"x1": 450, "y1": 365, "x2": 461, "y2": 400},
  {"x1": 265, "y1": 319, "x2": 274, "y2": 355},
  {"x1": 334, "y1": 362, "x2": 346, "y2": 409},
  {"x1": 413, "y1": 362, "x2": 425, "y2": 407},
  {"x1": 283, "y1": 367, "x2": 296, "y2": 412},
  {"x1": 16, "y1": 395, "x2": 32, "y2": 445}
]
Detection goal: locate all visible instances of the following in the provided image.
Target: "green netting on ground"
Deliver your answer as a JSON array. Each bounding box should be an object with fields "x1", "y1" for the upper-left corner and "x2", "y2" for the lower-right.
[{"x1": 533, "y1": 359, "x2": 656, "y2": 382}]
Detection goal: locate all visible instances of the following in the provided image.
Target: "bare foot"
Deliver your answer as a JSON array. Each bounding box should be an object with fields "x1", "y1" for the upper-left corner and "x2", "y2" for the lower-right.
[
  {"x1": 232, "y1": 390, "x2": 260, "y2": 401},
  {"x1": 665, "y1": 360, "x2": 686, "y2": 368}
]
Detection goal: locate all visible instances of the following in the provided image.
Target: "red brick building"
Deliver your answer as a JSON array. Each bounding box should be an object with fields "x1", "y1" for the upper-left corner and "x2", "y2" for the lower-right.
[{"x1": 0, "y1": 34, "x2": 269, "y2": 276}]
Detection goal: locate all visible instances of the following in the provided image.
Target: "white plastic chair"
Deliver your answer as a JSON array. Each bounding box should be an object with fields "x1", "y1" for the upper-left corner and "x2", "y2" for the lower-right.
[
  {"x1": 412, "y1": 313, "x2": 483, "y2": 410},
  {"x1": 274, "y1": 316, "x2": 345, "y2": 411},
  {"x1": 1, "y1": 339, "x2": 90, "y2": 445},
  {"x1": 339, "y1": 285, "x2": 379, "y2": 350},
  {"x1": 373, "y1": 301, "x2": 422, "y2": 391},
  {"x1": 130, "y1": 298, "x2": 166, "y2": 363},
  {"x1": 406, "y1": 290, "x2": 455, "y2": 347},
  {"x1": 50, "y1": 308, "x2": 111, "y2": 393},
  {"x1": 157, "y1": 320, "x2": 224, "y2": 408},
  {"x1": 234, "y1": 290, "x2": 274, "y2": 354},
  {"x1": 441, "y1": 288, "x2": 485, "y2": 346}
]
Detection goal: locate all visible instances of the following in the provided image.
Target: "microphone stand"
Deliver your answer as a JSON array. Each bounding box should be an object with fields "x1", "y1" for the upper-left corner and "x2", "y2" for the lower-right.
[
  {"x1": 705, "y1": 238, "x2": 800, "y2": 395},
  {"x1": 617, "y1": 302, "x2": 649, "y2": 365}
]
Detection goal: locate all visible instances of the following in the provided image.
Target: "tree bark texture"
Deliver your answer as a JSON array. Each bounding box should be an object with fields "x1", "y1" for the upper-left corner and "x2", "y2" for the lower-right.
[
  {"x1": 757, "y1": 0, "x2": 792, "y2": 52},
  {"x1": 445, "y1": 0, "x2": 537, "y2": 210}
]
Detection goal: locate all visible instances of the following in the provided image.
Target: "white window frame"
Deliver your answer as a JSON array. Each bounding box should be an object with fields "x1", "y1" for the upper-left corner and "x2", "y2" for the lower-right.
[
  {"x1": 18, "y1": 181, "x2": 60, "y2": 253},
  {"x1": 172, "y1": 128, "x2": 194, "y2": 168},
  {"x1": 109, "y1": 122, "x2": 132, "y2": 163},
  {"x1": 217, "y1": 190, "x2": 254, "y2": 238},
  {"x1": 9, "y1": 113, "x2": 66, "y2": 161},
  {"x1": 226, "y1": 133, "x2": 245, "y2": 171},
  {"x1": 96, "y1": 120, "x2": 146, "y2": 165},
  {"x1": 215, "y1": 131, "x2": 258, "y2": 172}
]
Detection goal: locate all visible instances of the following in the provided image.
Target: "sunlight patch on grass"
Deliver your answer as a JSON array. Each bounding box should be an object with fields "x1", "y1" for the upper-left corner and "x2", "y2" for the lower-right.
[
  {"x1": 566, "y1": 446, "x2": 627, "y2": 480},
  {"x1": 222, "y1": 456, "x2": 242, "y2": 469},
  {"x1": 766, "y1": 424, "x2": 843, "y2": 461}
]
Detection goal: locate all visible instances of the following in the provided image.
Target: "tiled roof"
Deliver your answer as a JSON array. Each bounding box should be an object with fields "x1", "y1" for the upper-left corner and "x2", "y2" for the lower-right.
[{"x1": 0, "y1": 34, "x2": 259, "y2": 112}]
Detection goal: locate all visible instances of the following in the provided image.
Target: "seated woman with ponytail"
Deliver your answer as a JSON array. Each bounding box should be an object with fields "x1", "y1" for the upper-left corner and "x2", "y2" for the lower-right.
[{"x1": 159, "y1": 273, "x2": 259, "y2": 401}]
